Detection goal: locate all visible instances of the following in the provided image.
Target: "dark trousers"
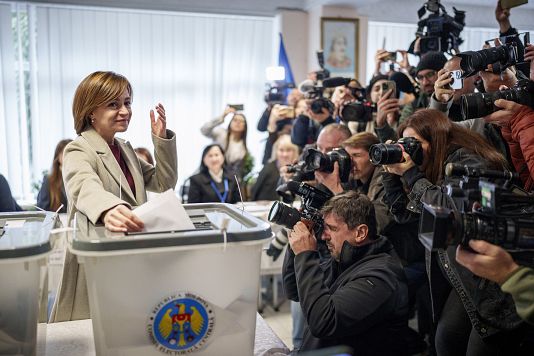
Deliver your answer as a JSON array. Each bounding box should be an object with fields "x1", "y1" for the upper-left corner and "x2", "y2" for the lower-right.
[{"x1": 435, "y1": 291, "x2": 534, "y2": 356}]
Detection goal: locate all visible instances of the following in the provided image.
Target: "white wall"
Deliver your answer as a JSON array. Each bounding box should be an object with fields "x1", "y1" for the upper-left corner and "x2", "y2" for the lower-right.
[{"x1": 274, "y1": 9, "x2": 309, "y2": 84}]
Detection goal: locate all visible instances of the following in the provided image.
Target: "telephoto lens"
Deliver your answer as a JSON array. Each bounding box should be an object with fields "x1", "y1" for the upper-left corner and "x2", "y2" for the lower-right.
[
  {"x1": 369, "y1": 137, "x2": 424, "y2": 166},
  {"x1": 369, "y1": 144, "x2": 404, "y2": 166},
  {"x1": 268, "y1": 201, "x2": 301, "y2": 230},
  {"x1": 461, "y1": 81, "x2": 534, "y2": 120}
]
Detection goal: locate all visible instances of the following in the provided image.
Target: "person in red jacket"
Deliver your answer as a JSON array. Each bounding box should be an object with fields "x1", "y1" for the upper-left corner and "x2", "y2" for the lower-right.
[{"x1": 484, "y1": 44, "x2": 534, "y2": 191}]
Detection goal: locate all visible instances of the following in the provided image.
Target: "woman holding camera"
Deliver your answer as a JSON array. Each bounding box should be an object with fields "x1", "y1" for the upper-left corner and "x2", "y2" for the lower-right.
[
  {"x1": 382, "y1": 109, "x2": 532, "y2": 355},
  {"x1": 201, "y1": 107, "x2": 249, "y2": 178}
]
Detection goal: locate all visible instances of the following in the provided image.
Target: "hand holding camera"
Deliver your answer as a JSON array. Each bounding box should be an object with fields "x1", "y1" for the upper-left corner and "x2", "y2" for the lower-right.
[
  {"x1": 434, "y1": 68, "x2": 456, "y2": 103},
  {"x1": 456, "y1": 239, "x2": 519, "y2": 284},
  {"x1": 369, "y1": 137, "x2": 423, "y2": 175},
  {"x1": 382, "y1": 150, "x2": 416, "y2": 176},
  {"x1": 483, "y1": 98, "x2": 530, "y2": 126},
  {"x1": 288, "y1": 221, "x2": 317, "y2": 255},
  {"x1": 315, "y1": 161, "x2": 344, "y2": 195},
  {"x1": 223, "y1": 105, "x2": 237, "y2": 117},
  {"x1": 376, "y1": 88, "x2": 400, "y2": 128}
]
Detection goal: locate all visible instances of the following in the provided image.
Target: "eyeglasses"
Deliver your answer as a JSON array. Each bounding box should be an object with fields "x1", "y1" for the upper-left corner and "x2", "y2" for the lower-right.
[{"x1": 416, "y1": 70, "x2": 437, "y2": 81}]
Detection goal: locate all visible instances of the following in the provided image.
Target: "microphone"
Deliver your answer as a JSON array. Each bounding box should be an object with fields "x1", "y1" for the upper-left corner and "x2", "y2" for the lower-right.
[
  {"x1": 298, "y1": 79, "x2": 315, "y2": 94},
  {"x1": 322, "y1": 77, "x2": 351, "y2": 88},
  {"x1": 445, "y1": 163, "x2": 518, "y2": 180}
]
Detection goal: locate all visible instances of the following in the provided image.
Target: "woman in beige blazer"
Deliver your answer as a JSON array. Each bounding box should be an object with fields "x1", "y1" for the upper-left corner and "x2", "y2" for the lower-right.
[{"x1": 51, "y1": 71, "x2": 178, "y2": 321}]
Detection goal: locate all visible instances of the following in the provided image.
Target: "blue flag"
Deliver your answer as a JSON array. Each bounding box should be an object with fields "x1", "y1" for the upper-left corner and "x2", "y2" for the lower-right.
[{"x1": 278, "y1": 33, "x2": 295, "y2": 100}]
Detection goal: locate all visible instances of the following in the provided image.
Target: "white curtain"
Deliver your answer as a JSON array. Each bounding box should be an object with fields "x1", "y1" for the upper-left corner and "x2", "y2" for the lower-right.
[
  {"x1": 0, "y1": 3, "x2": 32, "y2": 198},
  {"x1": 0, "y1": 3, "x2": 273, "y2": 199},
  {"x1": 32, "y1": 4, "x2": 273, "y2": 194},
  {"x1": 366, "y1": 21, "x2": 533, "y2": 84}
]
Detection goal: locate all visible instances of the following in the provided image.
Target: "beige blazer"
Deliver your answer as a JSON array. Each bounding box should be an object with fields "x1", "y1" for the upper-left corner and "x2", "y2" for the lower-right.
[{"x1": 50, "y1": 128, "x2": 177, "y2": 322}]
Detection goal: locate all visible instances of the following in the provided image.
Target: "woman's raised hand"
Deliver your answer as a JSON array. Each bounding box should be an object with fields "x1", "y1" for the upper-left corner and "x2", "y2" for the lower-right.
[{"x1": 150, "y1": 103, "x2": 167, "y2": 139}]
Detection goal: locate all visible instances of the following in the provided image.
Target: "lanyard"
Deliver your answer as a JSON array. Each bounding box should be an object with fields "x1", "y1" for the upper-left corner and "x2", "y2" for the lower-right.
[{"x1": 210, "y1": 179, "x2": 229, "y2": 203}]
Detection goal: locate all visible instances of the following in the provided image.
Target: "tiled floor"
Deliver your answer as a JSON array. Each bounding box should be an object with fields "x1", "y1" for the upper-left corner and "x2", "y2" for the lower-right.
[{"x1": 261, "y1": 299, "x2": 293, "y2": 350}]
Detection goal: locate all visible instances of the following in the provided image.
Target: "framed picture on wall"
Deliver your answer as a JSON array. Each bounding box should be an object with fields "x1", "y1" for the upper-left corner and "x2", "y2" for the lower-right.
[{"x1": 321, "y1": 17, "x2": 359, "y2": 79}]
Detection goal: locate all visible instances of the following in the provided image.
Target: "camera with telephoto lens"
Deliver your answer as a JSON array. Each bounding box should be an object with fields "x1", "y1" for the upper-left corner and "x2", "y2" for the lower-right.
[
  {"x1": 369, "y1": 137, "x2": 424, "y2": 166},
  {"x1": 460, "y1": 79, "x2": 534, "y2": 120},
  {"x1": 419, "y1": 163, "x2": 534, "y2": 267},
  {"x1": 410, "y1": 0, "x2": 465, "y2": 55},
  {"x1": 302, "y1": 148, "x2": 352, "y2": 183},
  {"x1": 269, "y1": 181, "x2": 333, "y2": 238},
  {"x1": 457, "y1": 32, "x2": 530, "y2": 78},
  {"x1": 279, "y1": 147, "x2": 353, "y2": 187}
]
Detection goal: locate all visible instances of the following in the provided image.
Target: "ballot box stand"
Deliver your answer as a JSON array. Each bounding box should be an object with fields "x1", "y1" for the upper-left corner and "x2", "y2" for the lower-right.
[
  {"x1": 0, "y1": 212, "x2": 57, "y2": 356},
  {"x1": 69, "y1": 203, "x2": 272, "y2": 356}
]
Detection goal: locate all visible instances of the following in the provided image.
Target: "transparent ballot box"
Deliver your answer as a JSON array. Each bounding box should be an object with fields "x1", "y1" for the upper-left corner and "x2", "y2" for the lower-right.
[
  {"x1": 0, "y1": 212, "x2": 57, "y2": 356},
  {"x1": 70, "y1": 203, "x2": 273, "y2": 356}
]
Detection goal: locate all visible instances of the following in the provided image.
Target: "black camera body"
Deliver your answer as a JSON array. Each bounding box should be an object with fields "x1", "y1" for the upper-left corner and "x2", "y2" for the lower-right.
[
  {"x1": 369, "y1": 137, "x2": 424, "y2": 166},
  {"x1": 413, "y1": 0, "x2": 465, "y2": 55},
  {"x1": 340, "y1": 100, "x2": 376, "y2": 123},
  {"x1": 460, "y1": 79, "x2": 534, "y2": 120},
  {"x1": 269, "y1": 181, "x2": 333, "y2": 237},
  {"x1": 418, "y1": 163, "x2": 534, "y2": 267},
  {"x1": 458, "y1": 32, "x2": 530, "y2": 78},
  {"x1": 302, "y1": 148, "x2": 352, "y2": 183}
]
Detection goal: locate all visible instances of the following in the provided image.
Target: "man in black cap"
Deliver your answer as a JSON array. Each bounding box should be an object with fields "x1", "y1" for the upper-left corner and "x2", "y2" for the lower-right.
[{"x1": 399, "y1": 51, "x2": 447, "y2": 123}]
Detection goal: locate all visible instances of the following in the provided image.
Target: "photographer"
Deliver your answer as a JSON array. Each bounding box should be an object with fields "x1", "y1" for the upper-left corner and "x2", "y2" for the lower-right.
[
  {"x1": 399, "y1": 51, "x2": 447, "y2": 123},
  {"x1": 291, "y1": 98, "x2": 336, "y2": 149},
  {"x1": 200, "y1": 106, "x2": 249, "y2": 178},
  {"x1": 485, "y1": 97, "x2": 534, "y2": 192},
  {"x1": 258, "y1": 89, "x2": 303, "y2": 164},
  {"x1": 456, "y1": 240, "x2": 534, "y2": 325},
  {"x1": 495, "y1": 0, "x2": 530, "y2": 78},
  {"x1": 282, "y1": 191, "x2": 409, "y2": 354},
  {"x1": 381, "y1": 109, "x2": 534, "y2": 355},
  {"x1": 430, "y1": 57, "x2": 478, "y2": 122}
]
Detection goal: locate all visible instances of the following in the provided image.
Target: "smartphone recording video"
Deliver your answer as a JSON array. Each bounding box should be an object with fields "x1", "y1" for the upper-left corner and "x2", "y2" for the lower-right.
[{"x1": 381, "y1": 81, "x2": 397, "y2": 97}]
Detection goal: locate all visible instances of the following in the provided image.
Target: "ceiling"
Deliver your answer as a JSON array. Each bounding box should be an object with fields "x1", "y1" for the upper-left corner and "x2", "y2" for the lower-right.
[
  {"x1": 15, "y1": 0, "x2": 534, "y2": 22},
  {"x1": 17, "y1": 0, "x2": 534, "y2": 16}
]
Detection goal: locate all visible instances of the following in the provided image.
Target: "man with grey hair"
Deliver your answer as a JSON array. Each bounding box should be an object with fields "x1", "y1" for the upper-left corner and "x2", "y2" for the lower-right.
[{"x1": 282, "y1": 191, "x2": 410, "y2": 354}]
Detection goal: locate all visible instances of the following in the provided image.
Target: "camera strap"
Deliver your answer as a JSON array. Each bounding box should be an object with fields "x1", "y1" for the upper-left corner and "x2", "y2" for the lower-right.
[{"x1": 210, "y1": 178, "x2": 229, "y2": 203}]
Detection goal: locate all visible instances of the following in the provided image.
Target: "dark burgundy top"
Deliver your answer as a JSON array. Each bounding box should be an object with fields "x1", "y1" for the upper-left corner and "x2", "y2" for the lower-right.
[{"x1": 109, "y1": 144, "x2": 136, "y2": 197}]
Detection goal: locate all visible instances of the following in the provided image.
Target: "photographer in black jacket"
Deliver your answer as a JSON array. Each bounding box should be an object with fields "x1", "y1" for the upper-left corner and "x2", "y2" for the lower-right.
[
  {"x1": 382, "y1": 109, "x2": 533, "y2": 355},
  {"x1": 283, "y1": 191, "x2": 409, "y2": 355}
]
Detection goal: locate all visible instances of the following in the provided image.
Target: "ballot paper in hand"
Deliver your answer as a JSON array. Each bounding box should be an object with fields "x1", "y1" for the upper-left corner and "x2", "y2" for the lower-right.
[{"x1": 133, "y1": 189, "x2": 195, "y2": 232}]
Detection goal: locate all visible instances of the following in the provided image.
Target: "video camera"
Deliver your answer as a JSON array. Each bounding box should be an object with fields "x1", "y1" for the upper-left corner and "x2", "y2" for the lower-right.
[
  {"x1": 411, "y1": 0, "x2": 465, "y2": 55},
  {"x1": 264, "y1": 82, "x2": 295, "y2": 105},
  {"x1": 458, "y1": 32, "x2": 530, "y2": 78},
  {"x1": 298, "y1": 51, "x2": 335, "y2": 114},
  {"x1": 419, "y1": 163, "x2": 534, "y2": 267},
  {"x1": 460, "y1": 79, "x2": 534, "y2": 120},
  {"x1": 269, "y1": 181, "x2": 333, "y2": 237}
]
